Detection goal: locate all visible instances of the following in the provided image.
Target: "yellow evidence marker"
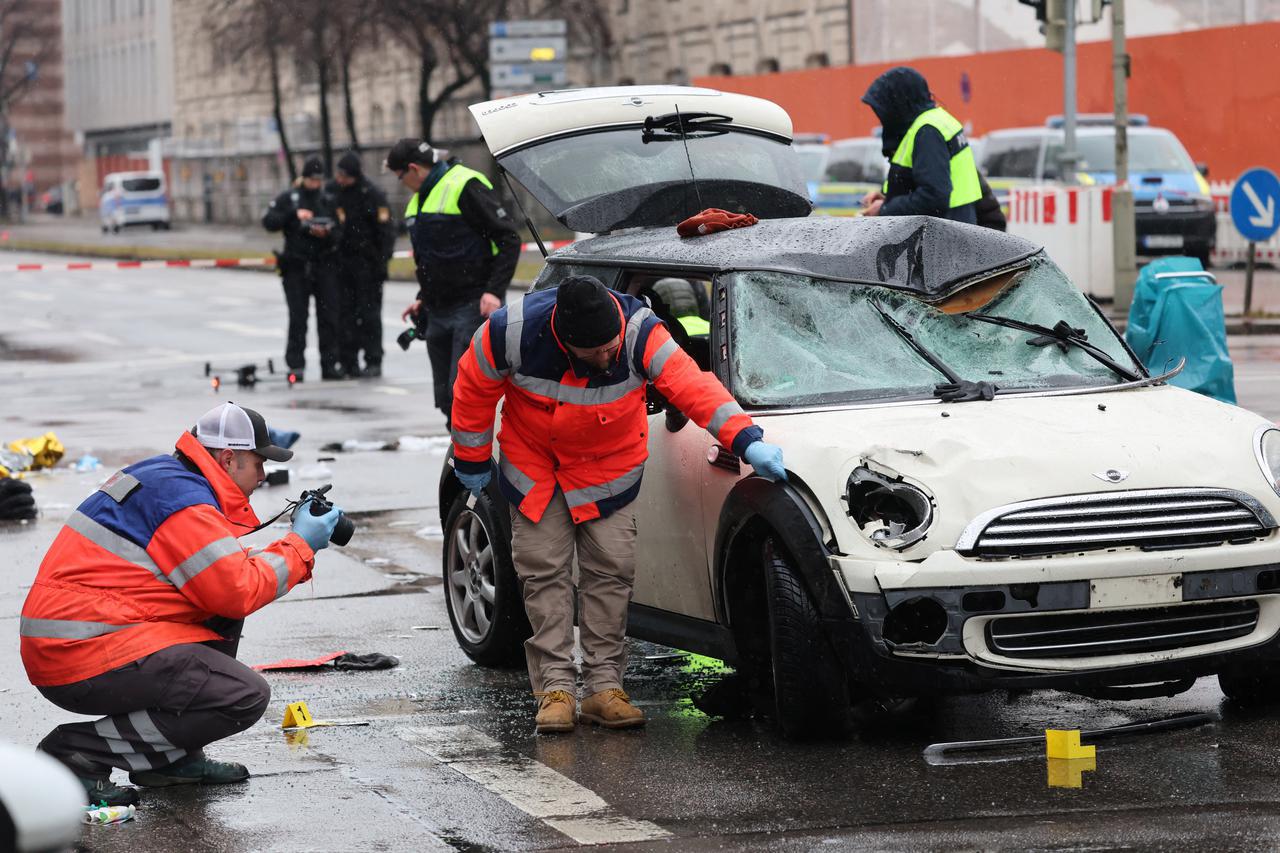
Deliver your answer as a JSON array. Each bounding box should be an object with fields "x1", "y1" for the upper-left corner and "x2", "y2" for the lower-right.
[
  {"x1": 282, "y1": 700, "x2": 318, "y2": 729},
  {"x1": 1044, "y1": 729, "x2": 1096, "y2": 760}
]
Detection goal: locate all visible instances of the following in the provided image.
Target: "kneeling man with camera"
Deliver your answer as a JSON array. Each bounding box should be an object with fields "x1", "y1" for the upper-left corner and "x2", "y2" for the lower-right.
[{"x1": 20, "y1": 402, "x2": 345, "y2": 806}]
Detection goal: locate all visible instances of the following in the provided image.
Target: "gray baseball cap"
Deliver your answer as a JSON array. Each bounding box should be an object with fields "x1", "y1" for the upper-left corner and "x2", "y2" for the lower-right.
[{"x1": 194, "y1": 402, "x2": 293, "y2": 462}]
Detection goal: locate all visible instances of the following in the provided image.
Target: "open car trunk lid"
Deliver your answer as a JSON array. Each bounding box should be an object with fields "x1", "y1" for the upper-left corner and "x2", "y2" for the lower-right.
[{"x1": 467, "y1": 86, "x2": 812, "y2": 234}]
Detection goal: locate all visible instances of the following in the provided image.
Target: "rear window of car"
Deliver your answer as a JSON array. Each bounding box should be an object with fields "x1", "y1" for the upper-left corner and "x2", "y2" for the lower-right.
[
  {"x1": 980, "y1": 136, "x2": 1042, "y2": 179},
  {"x1": 122, "y1": 178, "x2": 162, "y2": 192}
]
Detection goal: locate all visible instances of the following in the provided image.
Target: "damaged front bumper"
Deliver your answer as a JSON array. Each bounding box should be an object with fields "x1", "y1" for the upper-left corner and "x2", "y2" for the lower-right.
[{"x1": 824, "y1": 546, "x2": 1280, "y2": 696}]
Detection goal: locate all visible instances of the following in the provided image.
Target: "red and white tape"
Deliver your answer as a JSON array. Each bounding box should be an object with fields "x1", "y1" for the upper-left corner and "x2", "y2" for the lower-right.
[{"x1": 0, "y1": 241, "x2": 574, "y2": 273}]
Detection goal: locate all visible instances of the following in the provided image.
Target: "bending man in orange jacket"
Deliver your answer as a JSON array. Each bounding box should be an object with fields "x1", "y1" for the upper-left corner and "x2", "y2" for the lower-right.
[
  {"x1": 20, "y1": 403, "x2": 344, "y2": 807},
  {"x1": 451, "y1": 275, "x2": 785, "y2": 733}
]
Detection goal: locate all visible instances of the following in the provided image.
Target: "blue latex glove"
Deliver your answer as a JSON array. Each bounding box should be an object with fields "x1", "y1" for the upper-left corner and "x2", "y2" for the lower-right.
[
  {"x1": 291, "y1": 500, "x2": 343, "y2": 552},
  {"x1": 456, "y1": 468, "x2": 491, "y2": 498},
  {"x1": 743, "y1": 441, "x2": 787, "y2": 482}
]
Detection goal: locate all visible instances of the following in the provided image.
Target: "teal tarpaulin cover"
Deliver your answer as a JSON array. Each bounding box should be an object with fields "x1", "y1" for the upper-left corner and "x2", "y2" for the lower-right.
[{"x1": 1124, "y1": 256, "x2": 1236, "y2": 404}]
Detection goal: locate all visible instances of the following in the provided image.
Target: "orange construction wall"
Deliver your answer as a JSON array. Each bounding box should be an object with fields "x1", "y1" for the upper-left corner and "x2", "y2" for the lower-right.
[{"x1": 695, "y1": 22, "x2": 1280, "y2": 181}]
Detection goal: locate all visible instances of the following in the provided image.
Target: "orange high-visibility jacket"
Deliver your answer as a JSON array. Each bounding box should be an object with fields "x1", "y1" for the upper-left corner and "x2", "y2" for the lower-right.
[
  {"x1": 451, "y1": 287, "x2": 763, "y2": 524},
  {"x1": 20, "y1": 431, "x2": 315, "y2": 687}
]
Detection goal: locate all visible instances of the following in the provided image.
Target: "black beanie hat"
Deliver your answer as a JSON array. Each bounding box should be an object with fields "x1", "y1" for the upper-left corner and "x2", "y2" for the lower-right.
[
  {"x1": 337, "y1": 150, "x2": 362, "y2": 177},
  {"x1": 554, "y1": 275, "x2": 622, "y2": 348},
  {"x1": 301, "y1": 156, "x2": 324, "y2": 178}
]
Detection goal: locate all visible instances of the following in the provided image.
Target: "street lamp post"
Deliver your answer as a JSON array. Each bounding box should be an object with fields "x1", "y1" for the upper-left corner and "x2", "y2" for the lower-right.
[{"x1": 1111, "y1": 0, "x2": 1137, "y2": 317}]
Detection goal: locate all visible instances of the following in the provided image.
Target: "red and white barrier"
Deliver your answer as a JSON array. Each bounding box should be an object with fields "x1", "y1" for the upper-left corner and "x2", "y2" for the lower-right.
[
  {"x1": 1007, "y1": 185, "x2": 1115, "y2": 299},
  {"x1": 0, "y1": 241, "x2": 572, "y2": 273}
]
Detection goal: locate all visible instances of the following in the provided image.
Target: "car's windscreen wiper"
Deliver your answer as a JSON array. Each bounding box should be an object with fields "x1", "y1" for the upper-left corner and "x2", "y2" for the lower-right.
[
  {"x1": 966, "y1": 313, "x2": 1142, "y2": 383},
  {"x1": 868, "y1": 299, "x2": 998, "y2": 402},
  {"x1": 642, "y1": 111, "x2": 734, "y2": 143}
]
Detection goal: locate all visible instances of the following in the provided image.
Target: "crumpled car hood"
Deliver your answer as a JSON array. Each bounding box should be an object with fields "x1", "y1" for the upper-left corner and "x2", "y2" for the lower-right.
[{"x1": 756, "y1": 384, "x2": 1278, "y2": 559}]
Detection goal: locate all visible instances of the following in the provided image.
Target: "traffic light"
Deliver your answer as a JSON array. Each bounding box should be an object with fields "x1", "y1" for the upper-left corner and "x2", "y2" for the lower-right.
[{"x1": 1018, "y1": 0, "x2": 1066, "y2": 52}]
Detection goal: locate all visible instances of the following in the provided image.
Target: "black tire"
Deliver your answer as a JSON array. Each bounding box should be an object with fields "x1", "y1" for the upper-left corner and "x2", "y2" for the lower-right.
[
  {"x1": 442, "y1": 489, "x2": 530, "y2": 667},
  {"x1": 762, "y1": 537, "x2": 853, "y2": 739},
  {"x1": 1218, "y1": 662, "x2": 1280, "y2": 705}
]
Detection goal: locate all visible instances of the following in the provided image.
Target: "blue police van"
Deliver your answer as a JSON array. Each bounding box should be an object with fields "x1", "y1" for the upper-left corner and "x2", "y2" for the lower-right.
[{"x1": 99, "y1": 171, "x2": 171, "y2": 233}]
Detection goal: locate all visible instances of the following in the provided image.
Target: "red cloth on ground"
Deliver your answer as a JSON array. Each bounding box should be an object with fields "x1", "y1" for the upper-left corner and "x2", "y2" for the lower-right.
[{"x1": 676, "y1": 208, "x2": 759, "y2": 238}]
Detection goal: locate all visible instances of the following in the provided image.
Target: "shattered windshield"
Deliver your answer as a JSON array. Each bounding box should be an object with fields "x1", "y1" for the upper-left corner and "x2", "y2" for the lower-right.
[{"x1": 728, "y1": 257, "x2": 1140, "y2": 407}]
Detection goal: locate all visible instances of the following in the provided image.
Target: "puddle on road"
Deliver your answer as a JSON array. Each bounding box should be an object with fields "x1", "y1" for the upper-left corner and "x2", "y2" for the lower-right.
[
  {"x1": 285, "y1": 399, "x2": 376, "y2": 415},
  {"x1": 0, "y1": 335, "x2": 80, "y2": 362}
]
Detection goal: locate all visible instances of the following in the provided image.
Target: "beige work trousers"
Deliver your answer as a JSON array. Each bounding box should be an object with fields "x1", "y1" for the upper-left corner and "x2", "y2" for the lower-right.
[{"x1": 509, "y1": 490, "x2": 638, "y2": 695}]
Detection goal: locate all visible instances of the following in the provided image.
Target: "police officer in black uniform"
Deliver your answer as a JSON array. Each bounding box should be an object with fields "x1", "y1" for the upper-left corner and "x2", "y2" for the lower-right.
[
  {"x1": 262, "y1": 157, "x2": 346, "y2": 380},
  {"x1": 384, "y1": 138, "x2": 520, "y2": 425},
  {"x1": 330, "y1": 151, "x2": 396, "y2": 378}
]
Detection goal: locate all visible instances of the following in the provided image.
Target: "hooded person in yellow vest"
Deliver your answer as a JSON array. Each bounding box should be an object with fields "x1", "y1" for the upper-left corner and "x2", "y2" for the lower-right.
[
  {"x1": 859, "y1": 67, "x2": 982, "y2": 225},
  {"x1": 385, "y1": 138, "x2": 520, "y2": 426}
]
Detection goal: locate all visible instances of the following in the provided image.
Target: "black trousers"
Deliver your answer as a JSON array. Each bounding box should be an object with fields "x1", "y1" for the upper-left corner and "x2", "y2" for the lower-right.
[
  {"x1": 282, "y1": 260, "x2": 341, "y2": 373},
  {"x1": 337, "y1": 253, "x2": 385, "y2": 370},
  {"x1": 36, "y1": 620, "x2": 269, "y2": 779},
  {"x1": 424, "y1": 300, "x2": 484, "y2": 424}
]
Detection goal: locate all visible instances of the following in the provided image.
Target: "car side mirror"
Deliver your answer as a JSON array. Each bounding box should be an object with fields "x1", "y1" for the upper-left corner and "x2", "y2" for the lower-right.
[{"x1": 1196, "y1": 161, "x2": 1209, "y2": 178}]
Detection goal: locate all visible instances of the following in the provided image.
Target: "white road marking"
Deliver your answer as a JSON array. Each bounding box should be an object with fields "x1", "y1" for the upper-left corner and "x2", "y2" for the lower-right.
[
  {"x1": 10, "y1": 290, "x2": 54, "y2": 302},
  {"x1": 149, "y1": 288, "x2": 183, "y2": 298},
  {"x1": 401, "y1": 725, "x2": 671, "y2": 846},
  {"x1": 211, "y1": 295, "x2": 253, "y2": 307},
  {"x1": 374, "y1": 385, "x2": 410, "y2": 396},
  {"x1": 81, "y1": 331, "x2": 123, "y2": 346},
  {"x1": 207, "y1": 320, "x2": 280, "y2": 338},
  {"x1": 22, "y1": 318, "x2": 53, "y2": 330}
]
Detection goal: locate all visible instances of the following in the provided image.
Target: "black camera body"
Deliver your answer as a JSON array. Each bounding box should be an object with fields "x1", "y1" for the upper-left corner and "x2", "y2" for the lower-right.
[
  {"x1": 298, "y1": 484, "x2": 353, "y2": 546},
  {"x1": 397, "y1": 309, "x2": 428, "y2": 351}
]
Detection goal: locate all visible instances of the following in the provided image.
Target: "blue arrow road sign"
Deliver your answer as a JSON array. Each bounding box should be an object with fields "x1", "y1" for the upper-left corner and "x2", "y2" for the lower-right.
[{"x1": 1231, "y1": 167, "x2": 1280, "y2": 242}]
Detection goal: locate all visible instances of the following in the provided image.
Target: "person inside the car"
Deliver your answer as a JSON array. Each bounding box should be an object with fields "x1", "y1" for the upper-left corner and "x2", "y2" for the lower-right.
[
  {"x1": 448, "y1": 275, "x2": 786, "y2": 734},
  {"x1": 859, "y1": 66, "x2": 982, "y2": 224}
]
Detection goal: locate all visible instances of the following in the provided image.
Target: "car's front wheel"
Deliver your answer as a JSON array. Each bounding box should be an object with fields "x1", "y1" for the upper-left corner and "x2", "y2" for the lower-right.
[
  {"x1": 1218, "y1": 662, "x2": 1280, "y2": 705},
  {"x1": 442, "y1": 489, "x2": 530, "y2": 667},
  {"x1": 763, "y1": 537, "x2": 853, "y2": 738}
]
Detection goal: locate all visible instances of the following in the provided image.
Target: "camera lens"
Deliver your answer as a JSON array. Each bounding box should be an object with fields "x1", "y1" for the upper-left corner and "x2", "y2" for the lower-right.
[{"x1": 330, "y1": 514, "x2": 355, "y2": 546}]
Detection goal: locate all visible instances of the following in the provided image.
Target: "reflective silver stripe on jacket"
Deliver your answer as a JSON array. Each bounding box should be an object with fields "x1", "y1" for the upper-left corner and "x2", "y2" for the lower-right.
[
  {"x1": 470, "y1": 324, "x2": 506, "y2": 381},
  {"x1": 451, "y1": 427, "x2": 494, "y2": 448},
  {"x1": 19, "y1": 617, "x2": 135, "y2": 640},
  {"x1": 646, "y1": 338, "x2": 679, "y2": 381},
  {"x1": 250, "y1": 549, "x2": 293, "y2": 599},
  {"x1": 509, "y1": 372, "x2": 646, "y2": 406},
  {"x1": 504, "y1": 298, "x2": 525, "y2": 373},
  {"x1": 564, "y1": 464, "x2": 646, "y2": 509},
  {"x1": 66, "y1": 511, "x2": 169, "y2": 585},
  {"x1": 499, "y1": 456, "x2": 536, "y2": 494},
  {"x1": 168, "y1": 537, "x2": 244, "y2": 589},
  {"x1": 708, "y1": 401, "x2": 746, "y2": 438},
  {"x1": 623, "y1": 307, "x2": 654, "y2": 377}
]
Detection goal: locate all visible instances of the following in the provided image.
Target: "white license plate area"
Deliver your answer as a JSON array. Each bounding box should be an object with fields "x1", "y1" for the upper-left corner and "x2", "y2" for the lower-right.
[
  {"x1": 1143, "y1": 234, "x2": 1184, "y2": 248},
  {"x1": 1090, "y1": 573, "x2": 1183, "y2": 608}
]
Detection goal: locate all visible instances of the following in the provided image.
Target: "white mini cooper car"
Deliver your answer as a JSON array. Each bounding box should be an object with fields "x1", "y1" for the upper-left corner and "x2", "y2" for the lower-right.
[{"x1": 437, "y1": 86, "x2": 1280, "y2": 738}]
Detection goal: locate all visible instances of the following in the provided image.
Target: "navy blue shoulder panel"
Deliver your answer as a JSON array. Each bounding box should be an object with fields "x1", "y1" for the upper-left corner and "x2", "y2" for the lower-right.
[
  {"x1": 485, "y1": 308, "x2": 510, "y2": 372},
  {"x1": 80, "y1": 454, "x2": 219, "y2": 549},
  {"x1": 517, "y1": 289, "x2": 569, "y2": 381}
]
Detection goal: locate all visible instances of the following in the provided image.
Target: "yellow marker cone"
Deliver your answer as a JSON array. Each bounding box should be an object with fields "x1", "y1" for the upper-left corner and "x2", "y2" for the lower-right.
[
  {"x1": 282, "y1": 700, "x2": 318, "y2": 729},
  {"x1": 1047, "y1": 755, "x2": 1097, "y2": 789},
  {"x1": 1045, "y1": 729, "x2": 1096, "y2": 760}
]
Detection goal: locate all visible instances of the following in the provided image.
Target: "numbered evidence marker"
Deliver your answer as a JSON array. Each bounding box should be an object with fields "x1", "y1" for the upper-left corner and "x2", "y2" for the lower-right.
[{"x1": 282, "y1": 700, "x2": 318, "y2": 729}]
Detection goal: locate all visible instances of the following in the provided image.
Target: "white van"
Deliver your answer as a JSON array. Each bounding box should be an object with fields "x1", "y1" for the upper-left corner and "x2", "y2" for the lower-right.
[{"x1": 99, "y1": 171, "x2": 171, "y2": 232}]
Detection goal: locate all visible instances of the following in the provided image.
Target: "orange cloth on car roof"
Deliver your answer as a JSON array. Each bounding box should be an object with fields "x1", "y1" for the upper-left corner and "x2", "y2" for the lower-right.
[{"x1": 676, "y1": 208, "x2": 759, "y2": 238}]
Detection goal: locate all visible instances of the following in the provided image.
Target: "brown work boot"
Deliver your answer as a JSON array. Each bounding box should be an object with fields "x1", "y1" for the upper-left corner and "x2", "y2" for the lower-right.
[
  {"x1": 534, "y1": 689, "x2": 576, "y2": 734},
  {"x1": 580, "y1": 688, "x2": 646, "y2": 729}
]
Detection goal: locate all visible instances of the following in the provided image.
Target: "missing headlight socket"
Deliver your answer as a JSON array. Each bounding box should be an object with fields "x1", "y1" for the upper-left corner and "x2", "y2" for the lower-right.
[{"x1": 845, "y1": 464, "x2": 935, "y2": 551}]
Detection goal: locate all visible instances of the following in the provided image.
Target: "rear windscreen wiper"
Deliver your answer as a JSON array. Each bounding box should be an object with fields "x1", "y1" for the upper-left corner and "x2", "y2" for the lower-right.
[
  {"x1": 966, "y1": 313, "x2": 1142, "y2": 383},
  {"x1": 869, "y1": 299, "x2": 998, "y2": 402},
  {"x1": 642, "y1": 111, "x2": 734, "y2": 142}
]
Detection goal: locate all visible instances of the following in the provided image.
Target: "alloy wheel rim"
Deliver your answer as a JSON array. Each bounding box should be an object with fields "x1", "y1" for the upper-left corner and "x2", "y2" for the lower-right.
[{"x1": 446, "y1": 508, "x2": 497, "y2": 644}]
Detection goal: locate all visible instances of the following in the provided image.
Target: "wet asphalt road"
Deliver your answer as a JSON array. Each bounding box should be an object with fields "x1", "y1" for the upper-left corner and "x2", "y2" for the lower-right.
[{"x1": 6, "y1": 253, "x2": 1280, "y2": 851}]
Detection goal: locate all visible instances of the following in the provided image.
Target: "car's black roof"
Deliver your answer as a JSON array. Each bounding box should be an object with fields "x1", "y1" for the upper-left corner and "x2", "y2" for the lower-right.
[{"x1": 550, "y1": 215, "x2": 1042, "y2": 301}]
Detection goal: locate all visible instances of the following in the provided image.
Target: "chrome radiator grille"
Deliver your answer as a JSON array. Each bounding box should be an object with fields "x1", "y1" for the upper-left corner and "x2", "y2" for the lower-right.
[
  {"x1": 986, "y1": 599, "x2": 1260, "y2": 660},
  {"x1": 956, "y1": 488, "x2": 1274, "y2": 558}
]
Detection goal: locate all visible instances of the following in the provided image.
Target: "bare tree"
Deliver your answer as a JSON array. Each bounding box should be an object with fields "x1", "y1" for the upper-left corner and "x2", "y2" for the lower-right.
[
  {"x1": 0, "y1": 0, "x2": 58, "y2": 218},
  {"x1": 331, "y1": 3, "x2": 373, "y2": 152},
  {"x1": 206, "y1": 0, "x2": 299, "y2": 180},
  {"x1": 377, "y1": 0, "x2": 509, "y2": 143}
]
